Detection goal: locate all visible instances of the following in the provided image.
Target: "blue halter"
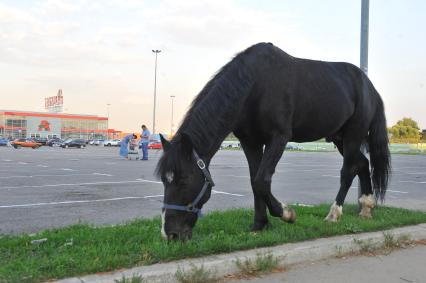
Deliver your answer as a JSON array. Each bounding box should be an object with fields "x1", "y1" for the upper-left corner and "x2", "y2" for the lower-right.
[{"x1": 162, "y1": 150, "x2": 215, "y2": 217}]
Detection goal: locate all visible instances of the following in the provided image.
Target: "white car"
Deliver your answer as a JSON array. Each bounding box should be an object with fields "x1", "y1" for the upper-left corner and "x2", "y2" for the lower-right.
[
  {"x1": 104, "y1": 139, "x2": 121, "y2": 146},
  {"x1": 220, "y1": 140, "x2": 241, "y2": 149}
]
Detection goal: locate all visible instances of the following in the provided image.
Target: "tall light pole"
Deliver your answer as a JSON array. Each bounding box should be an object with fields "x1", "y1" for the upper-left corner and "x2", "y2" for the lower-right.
[
  {"x1": 152, "y1": 49, "x2": 161, "y2": 134},
  {"x1": 360, "y1": 0, "x2": 369, "y2": 75},
  {"x1": 359, "y1": 0, "x2": 369, "y2": 210},
  {"x1": 170, "y1": 95, "x2": 175, "y2": 136},
  {"x1": 106, "y1": 103, "x2": 111, "y2": 139}
]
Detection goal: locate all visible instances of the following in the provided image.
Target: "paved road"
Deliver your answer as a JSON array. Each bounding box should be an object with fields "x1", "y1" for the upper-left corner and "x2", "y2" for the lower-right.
[
  {"x1": 0, "y1": 146, "x2": 425, "y2": 234},
  {"x1": 230, "y1": 245, "x2": 426, "y2": 283}
]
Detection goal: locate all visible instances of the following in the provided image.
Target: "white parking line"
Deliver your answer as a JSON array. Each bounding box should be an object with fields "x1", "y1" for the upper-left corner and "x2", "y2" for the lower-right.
[
  {"x1": 0, "y1": 195, "x2": 164, "y2": 208},
  {"x1": 212, "y1": 190, "x2": 244, "y2": 197},
  {"x1": 61, "y1": 168, "x2": 75, "y2": 171},
  {"x1": 388, "y1": 190, "x2": 409, "y2": 194},
  {"x1": 321, "y1": 175, "x2": 340, "y2": 178},
  {"x1": 2, "y1": 159, "x2": 12, "y2": 162},
  {"x1": 0, "y1": 173, "x2": 113, "y2": 179},
  {"x1": 400, "y1": 180, "x2": 426, "y2": 184},
  {"x1": 0, "y1": 180, "x2": 148, "y2": 190},
  {"x1": 92, "y1": 173, "x2": 113, "y2": 177},
  {"x1": 37, "y1": 165, "x2": 49, "y2": 168},
  {"x1": 136, "y1": 178, "x2": 162, "y2": 184}
]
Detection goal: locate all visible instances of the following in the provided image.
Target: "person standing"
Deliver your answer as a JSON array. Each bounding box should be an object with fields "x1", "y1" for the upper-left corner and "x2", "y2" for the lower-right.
[
  {"x1": 140, "y1": 125, "x2": 151, "y2": 160},
  {"x1": 120, "y1": 133, "x2": 137, "y2": 159}
]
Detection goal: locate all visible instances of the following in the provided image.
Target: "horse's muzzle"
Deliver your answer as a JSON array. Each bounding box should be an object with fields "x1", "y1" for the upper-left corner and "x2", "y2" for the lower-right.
[{"x1": 166, "y1": 230, "x2": 192, "y2": 241}]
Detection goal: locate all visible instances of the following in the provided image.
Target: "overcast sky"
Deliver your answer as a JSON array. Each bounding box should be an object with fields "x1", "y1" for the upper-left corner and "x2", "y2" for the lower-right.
[{"x1": 1, "y1": 0, "x2": 425, "y2": 133}]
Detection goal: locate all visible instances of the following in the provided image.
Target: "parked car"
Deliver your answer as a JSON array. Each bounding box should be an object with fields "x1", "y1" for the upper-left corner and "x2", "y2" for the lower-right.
[
  {"x1": 60, "y1": 139, "x2": 86, "y2": 148},
  {"x1": 285, "y1": 144, "x2": 303, "y2": 151},
  {"x1": 104, "y1": 139, "x2": 121, "y2": 146},
  {"x1": 220, "y1": 141, "x2": 241, "y2": 149},
  {"x1": 147, "y1": 141, "x2": 162, "y2": 149},
  {"x1": 0, "y1": 138, "x2": 10, "y2": 146},
  {"x1": 46, "y1": 138, "x2": 63, "y2": 147},
  {"x1": 93, "y1": 139, "x2": 105, "y2": 146},
  {"x1": 11, "y1": 138, "x2": 42, "y2": 149},
  {"x1": 31, "y1": 137, "x2": 48, "y2": 145}
]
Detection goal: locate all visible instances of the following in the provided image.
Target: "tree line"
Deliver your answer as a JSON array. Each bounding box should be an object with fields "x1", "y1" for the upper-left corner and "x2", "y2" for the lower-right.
[{"x1": 388, "y1": 117, "x2": 425, "y2": 143}]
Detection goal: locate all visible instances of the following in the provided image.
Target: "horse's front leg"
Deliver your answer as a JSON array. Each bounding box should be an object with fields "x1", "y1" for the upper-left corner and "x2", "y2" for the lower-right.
[
  {"x1": 254, "y1": 134, "x2": 296, "y2": 224},
  {"x1": 240, "y1": 141, "x2": 269, "y2": 231}
]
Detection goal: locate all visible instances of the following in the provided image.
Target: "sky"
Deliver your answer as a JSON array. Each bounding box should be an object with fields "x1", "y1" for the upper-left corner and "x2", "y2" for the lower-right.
[{"x1": 1, "y1": 0, "x2": 425, "y2": 133}]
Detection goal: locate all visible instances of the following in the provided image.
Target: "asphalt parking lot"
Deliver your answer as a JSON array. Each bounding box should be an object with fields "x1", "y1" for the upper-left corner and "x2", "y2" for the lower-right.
[{"x1": 0, "y1": 146, "x2": 425, "y2": 235}]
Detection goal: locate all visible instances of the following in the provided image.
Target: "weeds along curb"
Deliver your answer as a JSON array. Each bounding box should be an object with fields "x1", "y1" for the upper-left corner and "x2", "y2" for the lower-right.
[{"x1": 53, "y1": 224, "x2": 426, "y2": 283}]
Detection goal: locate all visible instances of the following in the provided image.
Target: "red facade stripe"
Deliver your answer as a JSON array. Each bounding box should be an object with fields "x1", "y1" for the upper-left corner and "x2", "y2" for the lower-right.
[{"x1": 2, "y1": 111, "x2": 107, "y2": 121}]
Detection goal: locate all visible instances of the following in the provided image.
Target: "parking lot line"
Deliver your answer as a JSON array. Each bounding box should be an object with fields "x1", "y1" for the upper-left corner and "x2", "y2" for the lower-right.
[
  {"x1": 0, "y1": 180, "x2": 149, "y2": 190},
  {"x1": 400, "y1": 180, "x2": 426, "y2": 184},
  {"x1": 0, "y1": 195, "x2": 164, "y2": 208},
  {"x1": 212, "y1": 190, "x2": 244, "y2": 197},
  {"x1": 388, "y1": 190, "x2": 409, "y2": 194},
  {"x1": 136, "y1": 178, "x2": 162, "y2": 184},
  {"x1": 0, "y1": 173, "x2": 114, "y2": 179}
]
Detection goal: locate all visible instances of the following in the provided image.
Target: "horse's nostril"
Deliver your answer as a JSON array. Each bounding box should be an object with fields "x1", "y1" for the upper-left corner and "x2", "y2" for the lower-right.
[{"x1": 167, "y1": 233, "x2": 179, "y2": 241}]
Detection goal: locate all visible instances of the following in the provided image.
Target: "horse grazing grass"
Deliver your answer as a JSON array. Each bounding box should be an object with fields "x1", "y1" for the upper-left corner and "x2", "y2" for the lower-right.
[{"x1": 157, "y1": 42, "x2": 390, "y2": 241}]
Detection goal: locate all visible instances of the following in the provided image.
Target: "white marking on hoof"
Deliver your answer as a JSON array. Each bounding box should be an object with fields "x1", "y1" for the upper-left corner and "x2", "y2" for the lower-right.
[
  {"x1": 359, "y1": 194, "x2": 376, "y2": 218},
  {"x1": 325, "y1": 201, "x2": 343, "y2": 222},
  {"x1": 281, "y1": 202, "x2": 296, "y2": 223},
  {"x1": 161, "y1": 211, "x2": 167, "y2": 239}
]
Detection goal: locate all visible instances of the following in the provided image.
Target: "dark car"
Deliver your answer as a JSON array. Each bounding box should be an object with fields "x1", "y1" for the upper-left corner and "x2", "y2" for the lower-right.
[
  {"x1": 46, "y1": 138, "x2": 63, "y2": 147},
  {"x1": 60, "y1": 139, "x2": 86, "y2": 148},
  {"x1": 0, "y1": 138, "x2": 10, "y2": 146},
  {"x1": 32, "y1": 137, "x2": 48, "y2": 145}
]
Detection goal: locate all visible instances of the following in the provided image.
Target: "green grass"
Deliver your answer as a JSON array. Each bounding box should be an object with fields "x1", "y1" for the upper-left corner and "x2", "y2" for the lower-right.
[
  {"x1": 1, "y1": 205, "x2": 426, "y2": 283},
  {"x1": 235, "y1": 252, "x2": 280, "y2": 276}
]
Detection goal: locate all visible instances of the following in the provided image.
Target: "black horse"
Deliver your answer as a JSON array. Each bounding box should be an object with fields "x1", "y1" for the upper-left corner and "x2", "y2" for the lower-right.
[{"x1": 157, "y1": 43, "x2": 390, "y2": 241}]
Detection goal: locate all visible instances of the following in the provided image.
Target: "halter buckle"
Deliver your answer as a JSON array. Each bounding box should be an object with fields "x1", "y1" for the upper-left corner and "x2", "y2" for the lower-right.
[
  {"x1": 186, "y1": 203, "x2": 194, "y2": 212},
  {"x1": 197, "y1": 159, "x2": 206, "y2": 170}
]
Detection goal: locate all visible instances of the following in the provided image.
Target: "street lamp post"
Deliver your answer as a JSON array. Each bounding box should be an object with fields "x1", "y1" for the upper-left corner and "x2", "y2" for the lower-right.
[
  {"x1": 170, "y1": 95, "x2": 175, "y2": 136},
  {"x1": 106, "y1": 103, "x2": 111, "y2": 139},
  {"x1": 152, "y1": 49, "x2": 161, "y2": 134},
  {"x1": 358, "y1": 0, "x2": 369, "y2": 210}
]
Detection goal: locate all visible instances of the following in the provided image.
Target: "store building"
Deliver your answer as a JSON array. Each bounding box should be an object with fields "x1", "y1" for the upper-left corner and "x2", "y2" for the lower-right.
[{"x1": 0, "y1": 110, "x2": 109, "y2": 140}]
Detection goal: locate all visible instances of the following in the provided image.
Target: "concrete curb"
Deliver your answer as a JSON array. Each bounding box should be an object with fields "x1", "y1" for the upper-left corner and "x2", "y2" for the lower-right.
[{"x1": 53, "y1": 224, "x2": 426, "y2": 283}]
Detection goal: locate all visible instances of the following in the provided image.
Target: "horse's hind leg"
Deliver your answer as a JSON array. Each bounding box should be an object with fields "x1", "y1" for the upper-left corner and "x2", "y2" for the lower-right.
[
  {"x1": 330, "y1": 140, "x2": 375, "y2": 219},
  {"x1": 357, "y1": 150, "x2": 376, "y2": 218},
  {"x1": 325, "y1": 139, "x2": 365, "y2": 222},
  {"x1": 253, "y1": 134, "x2": 296, "y2": 224}
]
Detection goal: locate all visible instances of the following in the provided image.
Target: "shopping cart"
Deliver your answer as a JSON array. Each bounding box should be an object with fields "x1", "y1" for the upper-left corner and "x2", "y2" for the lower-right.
[{"x1": 128, "y1": 139, "x2": 139, "y2": 160}]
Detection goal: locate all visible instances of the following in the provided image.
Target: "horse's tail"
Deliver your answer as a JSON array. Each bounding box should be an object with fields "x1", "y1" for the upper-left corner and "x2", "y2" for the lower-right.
[{"x1": 368, "y1": 96, "x2": 391, "y2": 202}]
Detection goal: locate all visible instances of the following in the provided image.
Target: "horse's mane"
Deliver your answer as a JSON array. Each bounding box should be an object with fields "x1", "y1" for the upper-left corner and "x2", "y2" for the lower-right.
[{"x1": 156, "y1": 43, "x2": 271, "y2": 179}]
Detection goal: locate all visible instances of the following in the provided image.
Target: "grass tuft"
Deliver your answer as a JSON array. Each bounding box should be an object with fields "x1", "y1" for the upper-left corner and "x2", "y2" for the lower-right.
[
  {"x1": 175, "y1": 264, "x2": 218, "y2": 283},
  {"x1": 114, "y1": 274, "x2": 145, "y2": 283},
  {"x1": 0, "y1": 204, "x2": 425, "y2": 283},
  {"x1": 235, "y1": 252, "x2": 280, "y2": 276}
]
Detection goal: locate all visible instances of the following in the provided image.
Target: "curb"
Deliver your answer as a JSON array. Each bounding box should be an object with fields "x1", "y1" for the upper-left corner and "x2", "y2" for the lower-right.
[{"x1": 53, "y1": 223, "x2": 426, "y2": 283}]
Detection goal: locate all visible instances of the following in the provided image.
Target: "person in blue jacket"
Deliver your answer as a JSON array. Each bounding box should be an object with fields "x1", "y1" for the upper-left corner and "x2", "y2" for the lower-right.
[
  {"x1": 140, "y1": 125, "x2": 151, "y2": 160},
  {"x1": 120, "y1": 134, "x2": 137, "y2": 159}
]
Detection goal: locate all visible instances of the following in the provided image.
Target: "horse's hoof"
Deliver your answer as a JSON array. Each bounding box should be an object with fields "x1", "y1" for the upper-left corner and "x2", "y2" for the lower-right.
[
  {"x1": 281, "y1": 203, "x2": 296, "y2": 223},
  {"x1": 250, "y1": 221, "x2": 269, "y2": 231},
  {"x1": 358, "y1": 194, "x2": 375, "y2": 219},
  {"x1": 359, "y1": 210, "x2": 373, "y2": 218},
  {"x1": 324, "y1": 202, "x2": 342, "y2": 222}
]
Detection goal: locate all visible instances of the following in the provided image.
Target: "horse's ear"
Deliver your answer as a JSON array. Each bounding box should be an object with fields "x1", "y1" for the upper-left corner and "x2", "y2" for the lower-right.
[
  {"x1": 160, "y1": 134, "x2": 171, "y2": 152},
  {"x1": 180, "y1": 132, "x2": 193, "y2": 156}
]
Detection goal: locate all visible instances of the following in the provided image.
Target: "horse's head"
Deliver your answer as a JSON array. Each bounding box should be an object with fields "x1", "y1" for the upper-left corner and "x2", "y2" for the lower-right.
[{"x1": 157, "y1": 134, "x2": 213, "y2": 241}]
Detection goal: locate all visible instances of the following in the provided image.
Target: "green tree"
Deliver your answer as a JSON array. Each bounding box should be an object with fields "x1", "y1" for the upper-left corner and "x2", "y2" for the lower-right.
[{"x1": 388, "y1": 117, "x2": 421, "y2": 143}]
